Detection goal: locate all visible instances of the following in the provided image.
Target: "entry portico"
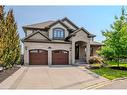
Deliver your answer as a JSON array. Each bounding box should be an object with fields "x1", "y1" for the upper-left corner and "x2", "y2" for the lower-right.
[{"x1": 69, "y1": 28, "x2": 91, "y2": 64}]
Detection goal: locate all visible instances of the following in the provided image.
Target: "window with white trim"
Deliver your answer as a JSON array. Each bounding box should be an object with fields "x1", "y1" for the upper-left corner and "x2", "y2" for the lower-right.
[{"x1": 53, "y1": 28, "x2": 64, "y2": 39}]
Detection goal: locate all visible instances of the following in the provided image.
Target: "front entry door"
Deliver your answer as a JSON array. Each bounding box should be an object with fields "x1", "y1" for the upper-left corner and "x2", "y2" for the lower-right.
[{"x1": 75, "y1": 44, "x2": 79, "y2": 59}]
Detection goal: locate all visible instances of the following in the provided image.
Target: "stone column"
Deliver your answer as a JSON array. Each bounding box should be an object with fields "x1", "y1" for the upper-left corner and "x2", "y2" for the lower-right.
[
  {"x1": 48, "y1": 50, "x2": 52, "y2": 65},
  {"x1": 72, "y1": 42, "x2": 75, "y2": 64},
  {"x1": 24, "y1": 48, "x2": 29, "y2": 66},
  {"x1": 86, "y1": 43, "x2": 90, "y2": 63}
]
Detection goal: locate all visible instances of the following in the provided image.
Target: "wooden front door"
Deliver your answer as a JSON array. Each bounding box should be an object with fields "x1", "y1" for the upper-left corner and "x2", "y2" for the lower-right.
[{"x1": 75, "y1": 44, "x2": 79, "y2": 59}]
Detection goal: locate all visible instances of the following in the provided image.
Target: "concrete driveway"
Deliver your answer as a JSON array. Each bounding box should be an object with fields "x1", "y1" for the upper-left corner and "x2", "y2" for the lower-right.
[{"x1": 0, "y1": 66, "x2": 108, "y2": 89}]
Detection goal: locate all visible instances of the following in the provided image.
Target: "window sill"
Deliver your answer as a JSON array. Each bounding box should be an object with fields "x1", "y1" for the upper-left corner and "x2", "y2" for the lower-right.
[{"x1": 53, "y1": 38, "x2": 65, "y2": 40}]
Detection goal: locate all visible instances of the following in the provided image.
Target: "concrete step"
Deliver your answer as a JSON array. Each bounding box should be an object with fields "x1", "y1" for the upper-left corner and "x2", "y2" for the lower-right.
[{"x1": 75, "y1": 59, "x2": 86, "y2": 63}]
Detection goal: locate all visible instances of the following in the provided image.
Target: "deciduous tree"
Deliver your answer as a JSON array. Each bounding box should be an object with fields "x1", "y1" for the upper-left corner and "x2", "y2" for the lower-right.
[{"x1": 99, "y1": 7, "x2": 127, "y2": 67}]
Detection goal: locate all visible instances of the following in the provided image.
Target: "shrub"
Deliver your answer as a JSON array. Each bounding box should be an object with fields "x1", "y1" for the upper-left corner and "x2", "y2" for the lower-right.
[
  {"x1": 89, "y1": 56, "x2": 104, "y2": 64},
  {"x1": 89, "y1": 56, "x2": 105, "y2": 68}
]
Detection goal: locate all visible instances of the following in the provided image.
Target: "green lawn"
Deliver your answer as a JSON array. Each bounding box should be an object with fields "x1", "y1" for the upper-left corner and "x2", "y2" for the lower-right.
[
  {"x1": 106, "y1": 61, "x2": 127, "y2": 67},
  {"x1": 90, "y1": 61, "x2": 127, "y2": 80},
  {"x1": 91, "y1": 67, "x2": 127, "y2": 80}
]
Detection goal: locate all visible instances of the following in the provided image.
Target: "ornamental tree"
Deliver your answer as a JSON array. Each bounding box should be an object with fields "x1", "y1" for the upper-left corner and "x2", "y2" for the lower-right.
[{"x1": 99, "y1": 7, "x2": 127, "y2": 67}]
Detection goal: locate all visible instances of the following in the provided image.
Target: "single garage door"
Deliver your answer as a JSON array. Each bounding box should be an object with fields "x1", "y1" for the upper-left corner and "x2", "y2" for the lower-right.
[
  {"x1": 29, "y1": 49, "x2": 48, "y2": 65},
  {"x1": 52, "y1": 50, "x2": 69, "y2": 65}
]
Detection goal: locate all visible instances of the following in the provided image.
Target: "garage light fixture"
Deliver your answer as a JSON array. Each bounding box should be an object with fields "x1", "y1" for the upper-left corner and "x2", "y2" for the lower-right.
[
  {"x1": 70, "y1": 47, "x2": 72, "y2": 51},
  {"x1": 48, "y1": 47, "x2": 51, "y2": 49},
  {"x1": 25, "y1": 46, "x2": 27, "y2": 50}
]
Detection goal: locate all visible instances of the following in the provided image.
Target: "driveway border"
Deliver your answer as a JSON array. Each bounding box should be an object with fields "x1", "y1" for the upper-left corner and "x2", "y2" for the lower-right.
[{"x1": 0, "y1": 67, "x2": 27, "y2": 89}]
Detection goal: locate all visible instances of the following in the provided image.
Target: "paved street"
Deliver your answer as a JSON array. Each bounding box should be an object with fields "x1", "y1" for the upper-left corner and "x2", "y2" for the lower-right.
[
  {"x1": 98, "y1": 79, "x2": 127, "y2": 89},
  {"x1": 0, "y1": 66, "x2": 107, "y2": 89}
]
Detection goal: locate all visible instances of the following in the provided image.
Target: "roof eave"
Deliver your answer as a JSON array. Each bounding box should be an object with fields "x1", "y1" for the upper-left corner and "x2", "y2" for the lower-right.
[
  {"x1": 88, "y1": 34, "x2": 96, "y2": 38},
  {"x1": 22, "y1": 31, "x2": 51, "y2": 42},
  {"x1": 23, "y1": 40, "x2": 71, "y2": 44},
  {"x1": 22, "y1": 26, "x2": 49, "y2": 31},
  {"x1": 90, "y1": 44, "x2": 104, "y2": 46}
]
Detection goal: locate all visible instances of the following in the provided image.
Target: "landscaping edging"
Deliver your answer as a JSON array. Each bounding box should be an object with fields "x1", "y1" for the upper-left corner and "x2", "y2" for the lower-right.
[
  {"x1": 0, "y1": 67, "x2": 20, "y2": 83},
  {"x1": 112, "y1": 77, "x2": 127, "y2": 81},
  {"x1": 79, "y1": 65, "x2": 127, "y2": 88},
  {"x1": 78, "y1": 66, "x2": 108, "y2": 79},
  {"x1": 0, "y1": 67, "x2": 27, "y2": 89}
]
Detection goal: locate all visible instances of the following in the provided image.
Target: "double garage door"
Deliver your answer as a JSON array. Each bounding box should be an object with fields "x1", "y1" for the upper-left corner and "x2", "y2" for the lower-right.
[{"x1": 29, "y1": 49, "x2": 69, "y2": 65}]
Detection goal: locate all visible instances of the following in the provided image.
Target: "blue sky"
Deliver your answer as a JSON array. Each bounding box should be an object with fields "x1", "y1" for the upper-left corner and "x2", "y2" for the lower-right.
[{"x1": 5, "y1": 6, "x2": 124, "y2": 42}]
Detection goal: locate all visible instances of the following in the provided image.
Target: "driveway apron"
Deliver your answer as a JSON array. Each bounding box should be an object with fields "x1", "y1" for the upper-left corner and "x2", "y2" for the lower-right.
[{"x1": 0, "y1": 66, "x2": 108, "y2": 89}]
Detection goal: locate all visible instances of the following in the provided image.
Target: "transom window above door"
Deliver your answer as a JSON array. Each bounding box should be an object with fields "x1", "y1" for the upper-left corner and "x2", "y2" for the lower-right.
[{"x1": 53, "y1": 28, "x2": 65, "y2": 39}]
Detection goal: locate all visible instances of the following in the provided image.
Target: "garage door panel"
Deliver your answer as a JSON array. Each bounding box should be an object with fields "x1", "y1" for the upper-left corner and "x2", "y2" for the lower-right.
[
  {"x1": 52, "y1": 50, "x2": 69, "y2": 65},
  {"x1": 29, "y1": 49, "x2": 48, "y2": 65}
]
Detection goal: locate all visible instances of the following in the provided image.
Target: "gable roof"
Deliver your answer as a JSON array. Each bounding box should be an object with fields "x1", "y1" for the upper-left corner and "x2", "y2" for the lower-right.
[
  {"x1": 46, "y1": 20, "x2": 70, "y2": 29},
  {"x1": 61, "y1": 17, "x2": 79, "y2": 29},
  {"x1": 22, "y1": 31, "x2": 51, "y2": 42},
  {"x1": 22, "y1": 17, "x2": 96, "y2": 40},
  {"x1": 72, "y1": 27, "x2": 91, "y2": 35},
  {"x1": 65, "y1": 27, "x2": 96, "y2": 40},
  {"x1": 22, "y1": 17, "x2": 79, "y2": 31}
]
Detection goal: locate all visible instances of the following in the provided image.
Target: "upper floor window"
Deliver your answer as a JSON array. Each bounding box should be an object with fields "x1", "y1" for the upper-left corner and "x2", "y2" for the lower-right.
[{"x1": 53, "y1": 28, "x2": 65, "y2": 39}]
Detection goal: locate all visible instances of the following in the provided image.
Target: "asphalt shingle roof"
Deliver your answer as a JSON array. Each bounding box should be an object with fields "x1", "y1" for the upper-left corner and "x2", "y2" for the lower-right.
[
  {"x1": 90, "y1": 41, "x2": 104, "y2": 46},
  {"x1": 23, "y1": 20, "x2": 55, "y2": 29}
]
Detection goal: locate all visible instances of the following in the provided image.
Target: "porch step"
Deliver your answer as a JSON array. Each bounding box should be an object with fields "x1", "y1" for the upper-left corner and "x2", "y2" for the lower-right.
[
  {"x1": 74, "y1": 59, "x2": 87, "y2": 66},
  {"x1": 75, "y1": 59, "x2": 86, "y2": 62}
]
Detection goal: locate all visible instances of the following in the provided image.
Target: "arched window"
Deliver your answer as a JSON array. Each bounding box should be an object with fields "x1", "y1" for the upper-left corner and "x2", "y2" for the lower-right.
[{"x1": 53, "y1": 28, "x2": 65, "y2": 39}]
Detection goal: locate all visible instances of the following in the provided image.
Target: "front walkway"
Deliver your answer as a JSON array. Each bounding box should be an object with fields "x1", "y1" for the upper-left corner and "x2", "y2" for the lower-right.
[{"x1": 0, "y1": 66, "x2": 108, "y2": 89}]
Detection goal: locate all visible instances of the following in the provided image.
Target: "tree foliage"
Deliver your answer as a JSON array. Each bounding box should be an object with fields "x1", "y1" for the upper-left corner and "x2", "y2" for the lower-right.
[
  {"x1": 99, "y1": 7, "x2": 127, "y2": 67},
  {"x1": 0, "y1": 6, "x2": 21, "y2": 69}
]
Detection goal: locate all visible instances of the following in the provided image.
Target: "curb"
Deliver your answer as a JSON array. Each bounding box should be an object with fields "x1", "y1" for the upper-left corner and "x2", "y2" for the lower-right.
[
  {"x1": 112, "y1": 77, "x2": 127, "y2": 81},
  {"x1": 78, "y1": 66, "x2": 112, "y2": 89},
  {"x1": 10, "y1": 67, "x2": 28, "y2": 89},
  {"x1": 85, "y1": 80, "x2": 112, "y2": 89},
  {"x1": 78, "y1": 66, "x2": 107, "y2": 79}
]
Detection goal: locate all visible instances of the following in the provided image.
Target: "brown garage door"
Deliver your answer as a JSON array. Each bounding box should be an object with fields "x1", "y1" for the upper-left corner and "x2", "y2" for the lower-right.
[
  {"x1": 52, "y1": 50, "x2": 69, "y2": 65},
  {"x1": 29, "y1": 49, "x2": 48, "y2": 65}
]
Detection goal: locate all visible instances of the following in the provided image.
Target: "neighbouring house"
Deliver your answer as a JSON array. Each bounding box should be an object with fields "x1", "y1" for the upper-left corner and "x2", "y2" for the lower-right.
[{"x1": 22, "y1": 17, "x2": 103, "y2": 65}]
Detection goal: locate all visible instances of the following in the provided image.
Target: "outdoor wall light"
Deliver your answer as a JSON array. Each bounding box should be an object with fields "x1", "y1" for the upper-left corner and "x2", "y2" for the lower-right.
[
  {"x1": 70, "y1": 47, "x2": 72, "y2": 51},
  {"x1": 48, "y1": 47, "x2": 51, "y2": 49},
  {"x1": 25, "y1": 46, "x2": 27, "y2": 50},
  {"x1": 75, "y1": 43, "x2": 79, "y2": 46}
]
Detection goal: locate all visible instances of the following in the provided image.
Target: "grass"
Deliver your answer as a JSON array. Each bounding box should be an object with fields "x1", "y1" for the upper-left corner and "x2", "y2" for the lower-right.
[
  {"x1": 106, "y1": 61, "x2": 127, "y2": 67},
  {"x1": 91, "y1": 67, "x2": 127, "y2": 80},
  {"x1": 90, "y1": 61, "x2": 127, "y2": 80}
]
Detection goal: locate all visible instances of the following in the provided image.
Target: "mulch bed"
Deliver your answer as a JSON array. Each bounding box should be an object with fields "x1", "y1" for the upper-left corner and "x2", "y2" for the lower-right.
[
  {"x1": 110, "y1": 66, "x2": 127, "y2": 71},
  {"x1": 0, "y1": 67, "x2": 20, "y2": 83}
]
